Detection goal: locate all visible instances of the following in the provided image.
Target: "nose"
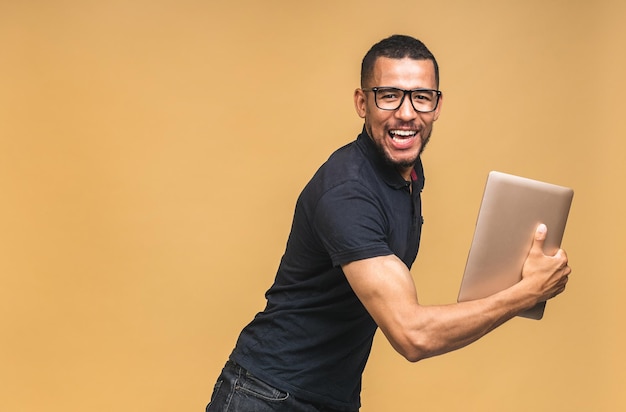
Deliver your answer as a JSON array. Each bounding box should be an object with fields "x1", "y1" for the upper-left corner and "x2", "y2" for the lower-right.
[{"x1": 395, "y1": 94, "x2": 418, "y2": 121}]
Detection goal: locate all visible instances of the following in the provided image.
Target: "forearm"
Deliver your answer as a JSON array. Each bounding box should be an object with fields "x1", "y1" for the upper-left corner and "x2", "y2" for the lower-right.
[{"x1": 396, "y1": 281, "x2": 536, "y2": 362}]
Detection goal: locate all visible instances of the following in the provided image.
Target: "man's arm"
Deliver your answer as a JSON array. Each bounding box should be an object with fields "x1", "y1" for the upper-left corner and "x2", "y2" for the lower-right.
[{"x1": 341, "y1": 224, "x2": 571, "y2": 362}]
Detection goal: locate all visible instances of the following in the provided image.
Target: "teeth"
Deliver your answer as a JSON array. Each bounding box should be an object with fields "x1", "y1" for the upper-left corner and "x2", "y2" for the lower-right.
[{"x1": 390, "y1": 130, "x2": 416, "y2": 139}]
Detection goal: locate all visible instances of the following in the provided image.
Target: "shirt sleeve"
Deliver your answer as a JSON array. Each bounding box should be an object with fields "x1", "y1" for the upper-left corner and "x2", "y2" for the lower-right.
[{"x1": 312, "y1": 181, "x2": 393, "y2": 267}]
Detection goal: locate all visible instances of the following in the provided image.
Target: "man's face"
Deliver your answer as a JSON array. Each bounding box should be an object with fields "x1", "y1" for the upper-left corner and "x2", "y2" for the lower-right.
[{"x1": 354, "y1": 57, "x2": 442, "y2": 179}]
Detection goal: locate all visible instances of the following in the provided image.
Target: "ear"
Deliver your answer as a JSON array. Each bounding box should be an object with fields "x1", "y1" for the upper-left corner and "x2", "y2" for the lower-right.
[{"x1": 354, "y1": 88, "x2": 367, "y2": 119}]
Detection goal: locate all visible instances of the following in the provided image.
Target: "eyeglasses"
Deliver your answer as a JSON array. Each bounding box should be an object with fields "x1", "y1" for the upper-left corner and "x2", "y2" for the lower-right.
[{"x1": 362, "y1": 87, "x2": 442, "y2": 113}]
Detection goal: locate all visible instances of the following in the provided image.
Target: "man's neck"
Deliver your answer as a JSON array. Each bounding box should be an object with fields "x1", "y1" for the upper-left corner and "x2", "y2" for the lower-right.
[{"x1": 399, "y1": 167, "x2": 412, "y2": 182}]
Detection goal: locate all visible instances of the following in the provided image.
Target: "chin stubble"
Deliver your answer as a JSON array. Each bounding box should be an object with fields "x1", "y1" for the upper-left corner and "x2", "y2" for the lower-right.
[{"x1": 377, "y1": 129, "x2": 432, "y2": 170}]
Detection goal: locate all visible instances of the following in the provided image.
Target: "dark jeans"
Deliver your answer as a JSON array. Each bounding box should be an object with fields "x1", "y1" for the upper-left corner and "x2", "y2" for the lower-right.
[{"x1": 206, "y1": 360, "x2": 357, "y2": 412}]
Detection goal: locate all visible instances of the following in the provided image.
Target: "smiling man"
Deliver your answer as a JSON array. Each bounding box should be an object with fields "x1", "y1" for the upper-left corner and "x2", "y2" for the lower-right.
[
  {"x1": 206, "y1": 35, "x2": 571, "y2": 412},
  {"x1": 356, "y1": 54, "x2": 441, "y2": 179}
]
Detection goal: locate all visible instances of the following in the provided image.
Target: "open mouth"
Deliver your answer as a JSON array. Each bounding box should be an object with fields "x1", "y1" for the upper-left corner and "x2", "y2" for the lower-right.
[
  {"x1": 389, "y1": 129, "x2": 417, "y2": 141},
  {"x1": 388, "y1": 130, "x2": 418, "y2": 148}
]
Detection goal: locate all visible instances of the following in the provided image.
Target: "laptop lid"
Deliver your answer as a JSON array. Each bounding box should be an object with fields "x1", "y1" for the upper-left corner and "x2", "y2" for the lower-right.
[{"x1": 457, "y1": 171, "x2": 574, "y2": 320}]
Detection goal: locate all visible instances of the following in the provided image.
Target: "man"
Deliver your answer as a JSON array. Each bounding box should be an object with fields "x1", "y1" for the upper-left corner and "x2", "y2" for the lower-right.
[{"x1": 206, "y1": 34, "x2": 571, "y2": 412}]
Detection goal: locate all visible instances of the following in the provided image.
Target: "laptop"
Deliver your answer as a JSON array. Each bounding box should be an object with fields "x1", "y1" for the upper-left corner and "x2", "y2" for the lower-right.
[{"x1": 457, "y1": 171, "x2": 574, "y2": 320}]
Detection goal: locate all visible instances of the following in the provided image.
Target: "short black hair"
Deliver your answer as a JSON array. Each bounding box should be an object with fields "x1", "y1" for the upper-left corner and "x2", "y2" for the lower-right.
[{"x1": 360, "y1": 34, "x2": 439, "y2": 88}]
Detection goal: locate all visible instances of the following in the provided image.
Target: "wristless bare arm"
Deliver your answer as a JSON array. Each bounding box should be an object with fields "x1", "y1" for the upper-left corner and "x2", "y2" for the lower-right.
[{"x1": 341, "y1": 224, "x2": 571, "y2": 362}]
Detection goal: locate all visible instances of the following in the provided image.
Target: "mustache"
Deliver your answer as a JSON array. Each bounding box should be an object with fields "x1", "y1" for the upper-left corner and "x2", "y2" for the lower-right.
[{"x1": 387, "y1": 123, "x2": 420, "y2": 130}]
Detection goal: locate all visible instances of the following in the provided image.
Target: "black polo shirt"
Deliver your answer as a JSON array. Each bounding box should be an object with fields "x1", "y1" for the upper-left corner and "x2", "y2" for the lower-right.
[{"x1": 230, "y1": 127, "x2": 424, "y2": 411}]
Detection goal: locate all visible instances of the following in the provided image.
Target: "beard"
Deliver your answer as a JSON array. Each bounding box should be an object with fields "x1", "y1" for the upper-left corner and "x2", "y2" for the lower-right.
[{"x1": 373, "y1": 126, "x2": 433, "y2": 171}]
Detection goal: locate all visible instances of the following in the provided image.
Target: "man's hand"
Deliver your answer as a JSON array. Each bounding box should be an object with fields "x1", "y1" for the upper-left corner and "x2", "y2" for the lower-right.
[{"x1": 520, "y1": 224, "x2": 571, "y2": 304}]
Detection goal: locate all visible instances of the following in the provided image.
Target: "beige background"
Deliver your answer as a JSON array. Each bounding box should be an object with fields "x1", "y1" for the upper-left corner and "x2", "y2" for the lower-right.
[{"x1": 1, "y1": 1, "x2": 624, "y2": 411}]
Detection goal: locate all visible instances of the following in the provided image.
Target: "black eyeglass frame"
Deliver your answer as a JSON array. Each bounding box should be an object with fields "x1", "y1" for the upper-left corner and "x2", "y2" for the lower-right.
[{"x1": 362, "y1": 87, "x2": 442, "y2": 113}]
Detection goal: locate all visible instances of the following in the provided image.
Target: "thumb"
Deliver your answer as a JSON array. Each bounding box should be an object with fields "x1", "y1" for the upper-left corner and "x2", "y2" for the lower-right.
[{"x1": 532, "y1": 223, "x2": 547, "y2": 252}]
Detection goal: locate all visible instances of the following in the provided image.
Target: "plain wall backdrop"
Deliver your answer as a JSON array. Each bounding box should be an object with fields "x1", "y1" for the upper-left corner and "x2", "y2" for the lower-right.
[{"x1": 1, "y1": 1, "x2": 624, "y2": 411}]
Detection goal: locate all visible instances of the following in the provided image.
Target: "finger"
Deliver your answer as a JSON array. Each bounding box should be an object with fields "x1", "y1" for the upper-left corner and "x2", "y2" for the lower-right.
[
  {"x1": 553, "y1": 250, "x2": 570, "y2": 272},
  {"x1": 530, "y1": 223, "x2": 547, "y2": 253},
  {"x1": 535, "y1": 223, "x2": 547, "y2": 240}
]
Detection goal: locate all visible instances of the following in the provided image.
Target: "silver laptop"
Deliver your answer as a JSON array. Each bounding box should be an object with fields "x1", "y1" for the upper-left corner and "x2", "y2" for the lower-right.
[{"x1": 457, "y1": 171, "x2": 574, "y2": 320}]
